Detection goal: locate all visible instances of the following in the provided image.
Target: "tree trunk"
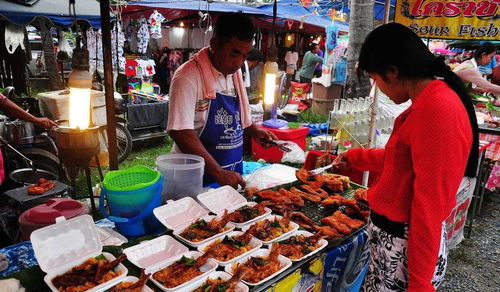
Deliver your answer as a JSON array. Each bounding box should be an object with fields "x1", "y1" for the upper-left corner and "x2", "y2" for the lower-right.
[
  {"x1": 38, "y1": 18, "x2": 63, "y2": 90},
  {"x1": 344, "y1": 0, "x2": 374, "y2": 99}
]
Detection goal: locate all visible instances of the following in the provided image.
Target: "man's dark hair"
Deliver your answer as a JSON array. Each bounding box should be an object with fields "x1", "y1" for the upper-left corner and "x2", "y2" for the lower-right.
[
  {"x1": 247, "y1": 48, "x2": 263, "y2": 62},
  {"x1": 214, "y1": 13, "x2": 255, "y2": 42},
  {"x1": 474, "y1": 42, "x2": 497, "y2": 60},
  {"x1": 309, "y1": 42, "x2": 318, "y2": 51}
]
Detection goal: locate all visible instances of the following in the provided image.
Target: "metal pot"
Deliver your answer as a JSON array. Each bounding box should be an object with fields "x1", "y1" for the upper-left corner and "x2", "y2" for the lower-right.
[
  {"x1": 52, "y1": 126, "x2": 101, "y2": 165},
  {"x1": 10, "y1": 168, "x2": 58, "y2": 185},
  {"x1": 4, "y1": 120, "x2": 35, "y2": 145}
]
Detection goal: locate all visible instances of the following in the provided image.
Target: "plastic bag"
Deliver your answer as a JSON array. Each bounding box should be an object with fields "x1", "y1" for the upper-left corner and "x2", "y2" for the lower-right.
[
  {"x1": 56, "y1": 31, "x2": 73, "y2": 61},
  {"x1": 281, "y1": 141, "x2": 305, "y2": 164}
]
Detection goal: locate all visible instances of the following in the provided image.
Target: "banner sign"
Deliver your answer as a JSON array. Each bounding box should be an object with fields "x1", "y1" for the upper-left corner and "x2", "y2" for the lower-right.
[{"x1": 395, "y1": 0, "x2": 500, "y2": 40}]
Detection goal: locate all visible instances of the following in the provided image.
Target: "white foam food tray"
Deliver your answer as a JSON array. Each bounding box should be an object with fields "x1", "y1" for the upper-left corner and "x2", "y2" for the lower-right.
[
  {"x1": 153, "y1": 197, "x2": 208, "y2": 231},
  {"x1": 112, "y1": 275, "x2": 154, "y2": 292},
  {"x1": 277, "y1": 230, "x2": 328, "y2": 262},
  {"x1": 240, "y1": 215, "x2": 299, "y2": 245},
  {"x1": 149, "y1": 251, "x2": 218, "y2": 292},
  {"x1": 182, "y1": 271, "x2": 249, "y2": 292},
  {"x1": 196, "y1": 231, "x2": 262, "y2": 266},
  {"x1": 173, "y1": 215, "x2": 236, "y2": 247},
  {"x1": 197, "y1": 186, "x2": 272, "y2": 228},
  {"x1": 123, "y1": 235, "x2": 189, "y2": 273},
  {"x1": 30, "y1": 215, "x2": 128, "y2": 291},
  {"x1": 224, "y1": 248, "x2": 292, "y2": 287},
  {"x1": 44, "y1": 252, "x2": 127, "y2": 292}
]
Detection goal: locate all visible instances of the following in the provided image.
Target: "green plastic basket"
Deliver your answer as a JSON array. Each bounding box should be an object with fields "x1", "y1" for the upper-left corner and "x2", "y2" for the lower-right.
[{"x1": 103, "y1": 165, "x2": 161, "y2": 192}]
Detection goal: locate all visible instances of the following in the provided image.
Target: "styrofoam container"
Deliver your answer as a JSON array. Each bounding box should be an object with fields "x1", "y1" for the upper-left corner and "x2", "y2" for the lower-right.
[
  {"x1": 154, "y1": 197, "x2": 235, "y2": 247},
  {"x1": 182, "y1": 271, "x2": 249, "y2": 292},
  {"x1": 240, "y1": 215, "x2": 299, "y2": 245},
  {"x1": 123, "y1": 235, "x2": 189, "y2": 273},
  {"x1": 196, "y1": 231, "x2": 262, "y2": 266},
  {"x1": 30, "y1": 215, "x2": 128, "y2": 291},
  {"x1": 224, "y1": 248, "x2": 292, "y2": 286},
  {"x1": 149, "y1": 251, "x2": 218, "y2": 291},
  {"x1": 197, "y1": 186, "x2": 272, "y2": 228},
  {"x1": 112, "y1": 275, "x2": 154, "y2": 292},
  {"x1": 277, "y1": 230, "x2": 328, "y2": 262}
]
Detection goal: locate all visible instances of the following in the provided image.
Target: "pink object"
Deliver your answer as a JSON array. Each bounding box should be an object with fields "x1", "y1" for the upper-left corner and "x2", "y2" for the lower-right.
[
  {"x1": 251, "y1": 126, "x2": 309, "y2": 163},
  {"x1": 18, "y1": 198, "x2": 89, "y2": 240}
]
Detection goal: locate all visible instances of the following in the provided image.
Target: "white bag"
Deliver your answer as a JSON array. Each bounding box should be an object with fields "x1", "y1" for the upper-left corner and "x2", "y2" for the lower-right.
[
  {"x1": 57, "y1": 31, "x2": 73, "y2": 61},
  {"x1": 281, "y1": 141, "x2": 305, "y2": 164}
]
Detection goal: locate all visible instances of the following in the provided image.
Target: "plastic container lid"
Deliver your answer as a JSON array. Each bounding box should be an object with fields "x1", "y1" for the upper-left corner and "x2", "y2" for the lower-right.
[
  {"x1": 103, "y1": 165, "x2": 161, "y2": 192},
  {"x1": 24, "y1": 198, "x2": 88, "y2": 225},
  {"x1": 31, "y1": 215, "x2": 103, "y2": 275},
  {"x1": 197, "y1": 186, "x2": 247, "y2": 215},
  {"x1": 153, "y1": 197, "x2": 208, "y2": 231},
  {"x1": 123, "y1": 235, "x2": 188, "y2": 273},
  {"x1": 156, "y1": 154, "x2": 204, "y2": 171}
]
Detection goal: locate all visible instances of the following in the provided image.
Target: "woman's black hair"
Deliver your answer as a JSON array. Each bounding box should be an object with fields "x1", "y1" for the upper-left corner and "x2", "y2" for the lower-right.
[
  {"x1": 358, "y1": 23, "x2": 479, "y2": 177},
  {"x1": 474, "y1": 42, "x2": 497, "y2": 60}
]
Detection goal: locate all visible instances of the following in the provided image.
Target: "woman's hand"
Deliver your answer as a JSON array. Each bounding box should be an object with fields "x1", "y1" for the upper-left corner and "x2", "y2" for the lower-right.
[{"x1": 331, "y1": 150, "x2": 349, "y2": 171}]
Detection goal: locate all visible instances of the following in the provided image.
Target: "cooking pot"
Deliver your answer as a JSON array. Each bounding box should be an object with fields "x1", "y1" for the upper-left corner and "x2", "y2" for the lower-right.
[
  {"x1": 10, "y1": 168, "x2": 58, "y2": 185},
  {"x1": 51, "y1": 126, "x2": 101, "y2": 165},
  {"x1": 4, "y1": 120, "x2": 35, "y2": 145}
]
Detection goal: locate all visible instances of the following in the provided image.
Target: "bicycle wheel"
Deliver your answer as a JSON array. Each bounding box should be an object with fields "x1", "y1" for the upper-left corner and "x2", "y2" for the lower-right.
[{"x1": 115, "y1": 123, "x2": 133, "y2": 163}]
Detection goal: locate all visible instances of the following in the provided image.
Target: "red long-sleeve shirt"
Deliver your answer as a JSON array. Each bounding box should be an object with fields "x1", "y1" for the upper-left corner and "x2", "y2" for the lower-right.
[{"x1": 348, "y1": 80, "x2": 472, "y2": 291}]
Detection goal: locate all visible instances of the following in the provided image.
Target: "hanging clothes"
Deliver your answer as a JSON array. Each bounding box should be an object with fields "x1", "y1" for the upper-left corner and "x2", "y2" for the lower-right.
[
  {"x1": 148, "y1": 10, "x2": 165, "y2": 39},
  {"x1": 4, "y1": 23, "x2": 25, "y2": 55},
  {"x1": 137, "y1": 16, "x2": 150, "y2": 54}
]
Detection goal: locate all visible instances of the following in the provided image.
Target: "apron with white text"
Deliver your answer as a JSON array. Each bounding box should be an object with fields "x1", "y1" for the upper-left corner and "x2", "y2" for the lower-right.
[{"x1": 199, "y1": 92, "x2": 243, "y2": 185}]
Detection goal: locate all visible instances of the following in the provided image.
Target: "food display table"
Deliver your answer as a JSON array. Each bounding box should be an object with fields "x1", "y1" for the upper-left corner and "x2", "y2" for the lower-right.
[{"x1": 0, "y1": 162, "x2": 369, "y2": 291}]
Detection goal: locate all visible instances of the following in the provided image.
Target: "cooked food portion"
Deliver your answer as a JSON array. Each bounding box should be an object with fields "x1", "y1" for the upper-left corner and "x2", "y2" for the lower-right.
[
  {"x1": 296, "y1": 169, "x2": 324, "y2": 189},
  {"x1": 321, "y1": 216, "x2": 352, "y2": 235},
  {"x1": 314, "y1": 225, "x2": 343, "y2": 239},
  {"x1": 52, "y1": 254, "x2": 126, "y2": 292},
  {"x1": 256, "y1": 190, "x2": 292, "y2": 204},
  {"x1": 300, "y1": 184, "x2": 328, "y2": 198},
  {"x1": 203, "y1": 230, "x2": 255, "y2": 262},
  {"x1": 332, "y1": 210, "x2": 364, "y2": 229},
  {"x1": 191, "y1": 269, "x2": 248, "y2": 292},
  {"x1": 152, "y1": 254, "x2": 210, "y2": 288},
  {"x1": 277, "y1": 188, "x2": 305, "y2": 207},
  {"x1": 246, "y1": 214, "x2": 294, "y2": 242},
  {"x1": 110, "y1": 269, "x2": 149, "y2": 292},
  {"x1": 321, "y1": 195, "x2": 358, "y2": 208},
  {"x1": 354, "y1": 188, "x2": 368, "y2": 202},
  {"x1": 290, "y1": 212, "x2": 316, "y2": 230},
  {"x1": 28, "y1": 178, "x2": 56, "y2": 195},
  {"x1": 180, "y1": 210, "x2": 231, "y2": 242},
  {"x1": 228, "y1": 202, "x2": 270, "y2": 223},
  {"x1": 245, "y1": 187, "x2": 260, "y2": 198},
  {"x1": 232, "y1": 243, "x2": 282, "y2": 284},
  {"x1": 278, "y1": 233, "x2": 325, "y2": 260},
  {"x1": 290, "y1": 187, "x2": 321, "y2": 202},
  {"x1": 322, "y1": 173, "x2": 350, "y2": 192}
]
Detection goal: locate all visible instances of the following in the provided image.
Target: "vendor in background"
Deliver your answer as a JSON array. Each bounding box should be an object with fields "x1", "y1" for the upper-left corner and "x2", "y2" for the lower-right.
[
  {"x1": 298, "y1": 42, "x2": 324, "y2": 84},
  {"x1": 334, "y1": 23, "x2": 478, "y2": 292},
  {"x1": 245, "y1": 48, "x2": 264, "y2": 101},
  {"x1": 167, "y1": 13, "x2": 277, "y2": 189},
  {"x1": 0, "y1": 93, "x2": 57, "y2": 184},
  {"x1": 313, "y1": 41, "x2": 324, "y2": 78},
  {"x1": 453, "y1": 42, "x2": 500, "y2": 95}
]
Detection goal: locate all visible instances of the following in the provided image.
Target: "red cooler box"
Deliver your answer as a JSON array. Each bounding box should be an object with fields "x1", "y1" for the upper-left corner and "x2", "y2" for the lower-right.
[{"x1": 252, "y1": 126, "x2": 309, "y2": 163}]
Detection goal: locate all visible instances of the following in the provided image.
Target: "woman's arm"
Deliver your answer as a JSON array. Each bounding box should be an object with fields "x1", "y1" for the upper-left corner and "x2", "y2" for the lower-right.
[{"x1": 455, "y1": 67, "x2": 500, "y2": 95}]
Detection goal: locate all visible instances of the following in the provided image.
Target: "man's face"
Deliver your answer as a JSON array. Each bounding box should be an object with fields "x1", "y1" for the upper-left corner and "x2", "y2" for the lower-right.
[
  {"x1": 211, "y1": 36, "x2": 253, "y2": 75},
  {"x1": 312, "y1": 45, "x2": 319, "y2": 54}
]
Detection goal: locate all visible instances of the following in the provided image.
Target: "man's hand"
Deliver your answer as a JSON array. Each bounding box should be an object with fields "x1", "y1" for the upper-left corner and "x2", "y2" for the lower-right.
[
  {"x1": 34, "y1": 117, "x2": 58, "y2": 129},
  {"x1": 213, "y1": 169, "x2": 246, "y2": 189},
  {"x1": 247, "y1": 124, "x2": 278, "y2": 147},
  {"x1": 331, "y1": 150, "x2": 349, "y2": 172}
]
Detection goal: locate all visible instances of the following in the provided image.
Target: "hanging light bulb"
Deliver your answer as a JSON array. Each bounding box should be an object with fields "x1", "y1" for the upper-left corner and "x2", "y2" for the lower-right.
[
  {"x1": 180, "y1": 21, "x2": 185, "y2": 27},
  {"x1": 287, "y1": 34, "x2": 292, "y2": 41},
  {"x1": 68, "y1": 48, "x2": 92, "y2": 129},
  {"x1": 263, "y1": 60, "x2": 278, "y2": 106}
]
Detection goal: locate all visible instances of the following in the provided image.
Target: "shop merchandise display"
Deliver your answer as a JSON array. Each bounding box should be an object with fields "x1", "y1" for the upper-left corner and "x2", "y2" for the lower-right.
[
  {"x1": 148, "y1": 10, "x2": 165, "y2": 39},
  {"x1": 137, "y1": 16, "x2": 150, "y2": 54}
]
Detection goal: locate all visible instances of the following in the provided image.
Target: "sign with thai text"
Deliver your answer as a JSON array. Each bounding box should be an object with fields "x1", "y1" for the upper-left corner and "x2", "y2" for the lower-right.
[{"x1": 395, "y1": 0, "x2": 500, "y2": 40}]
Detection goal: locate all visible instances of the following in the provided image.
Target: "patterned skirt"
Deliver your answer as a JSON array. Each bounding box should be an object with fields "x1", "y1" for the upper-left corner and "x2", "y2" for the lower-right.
[{"x1": 361, "y1": 213, "x2": 448, "y2": 292}]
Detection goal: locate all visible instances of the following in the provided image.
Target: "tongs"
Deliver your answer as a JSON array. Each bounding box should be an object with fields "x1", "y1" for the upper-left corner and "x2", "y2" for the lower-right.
[
  {"x1": 268, "y1": 140, "x2": 292, "y2": 153},
  {"x1": 308, "y1": 164, "x2": 333, "y2": 176}
]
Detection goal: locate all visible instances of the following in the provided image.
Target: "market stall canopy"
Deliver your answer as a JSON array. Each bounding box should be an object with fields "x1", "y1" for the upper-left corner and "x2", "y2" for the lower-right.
[
  {"x1": 448, "y1": 40, "x2": 500, "y2": 50},
  {"x1": 309, "y1": 0, "x2": 395, "y2": 21},
  {"x1": 257, "y1": 1, "x2": 348, "y2": 33},
  {"x1": 0, "y1": 0, "x2": 106, "y2": 28},
  {"x1": 123, "y1": 0, "x2": 270, "y2": 19}
]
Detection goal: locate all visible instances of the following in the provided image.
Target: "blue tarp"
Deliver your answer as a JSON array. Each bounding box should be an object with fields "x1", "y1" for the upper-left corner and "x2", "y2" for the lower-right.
[
  {"x1": 0, "y1": 0, "x2": 105, "y2": 28},
  {"x1": 128, "y1": 0, "x2": 269, "y2": 15},
  {"x1": 258, "y1": 2, "x2": 349, "y2": 32}
]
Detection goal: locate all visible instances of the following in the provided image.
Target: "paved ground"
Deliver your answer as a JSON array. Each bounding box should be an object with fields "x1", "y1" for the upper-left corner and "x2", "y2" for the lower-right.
[{"x1": 439, "y1": 193, "x2": 500, "y2": 292}]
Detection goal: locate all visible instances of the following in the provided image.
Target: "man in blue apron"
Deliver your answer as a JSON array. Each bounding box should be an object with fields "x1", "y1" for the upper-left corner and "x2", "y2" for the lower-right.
[{"x1": 167, "y1": 13, "x2": 276, "y2": 188}]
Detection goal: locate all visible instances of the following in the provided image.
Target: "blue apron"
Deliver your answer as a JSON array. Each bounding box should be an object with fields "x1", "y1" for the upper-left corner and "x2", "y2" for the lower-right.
[{"x1": 199, "y1": 92, "x2": 243, "y2": 185}]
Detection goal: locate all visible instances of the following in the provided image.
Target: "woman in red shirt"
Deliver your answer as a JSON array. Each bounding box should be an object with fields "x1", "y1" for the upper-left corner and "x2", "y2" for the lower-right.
[{"x1": 335, "y1": 23, "x2": 478, "y2": 291}]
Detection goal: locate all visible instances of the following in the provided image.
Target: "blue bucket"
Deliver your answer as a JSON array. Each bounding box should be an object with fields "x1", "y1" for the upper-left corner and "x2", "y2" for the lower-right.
[{"x1": 99, "y1": 176, "x2": 164, "y2": 237}]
